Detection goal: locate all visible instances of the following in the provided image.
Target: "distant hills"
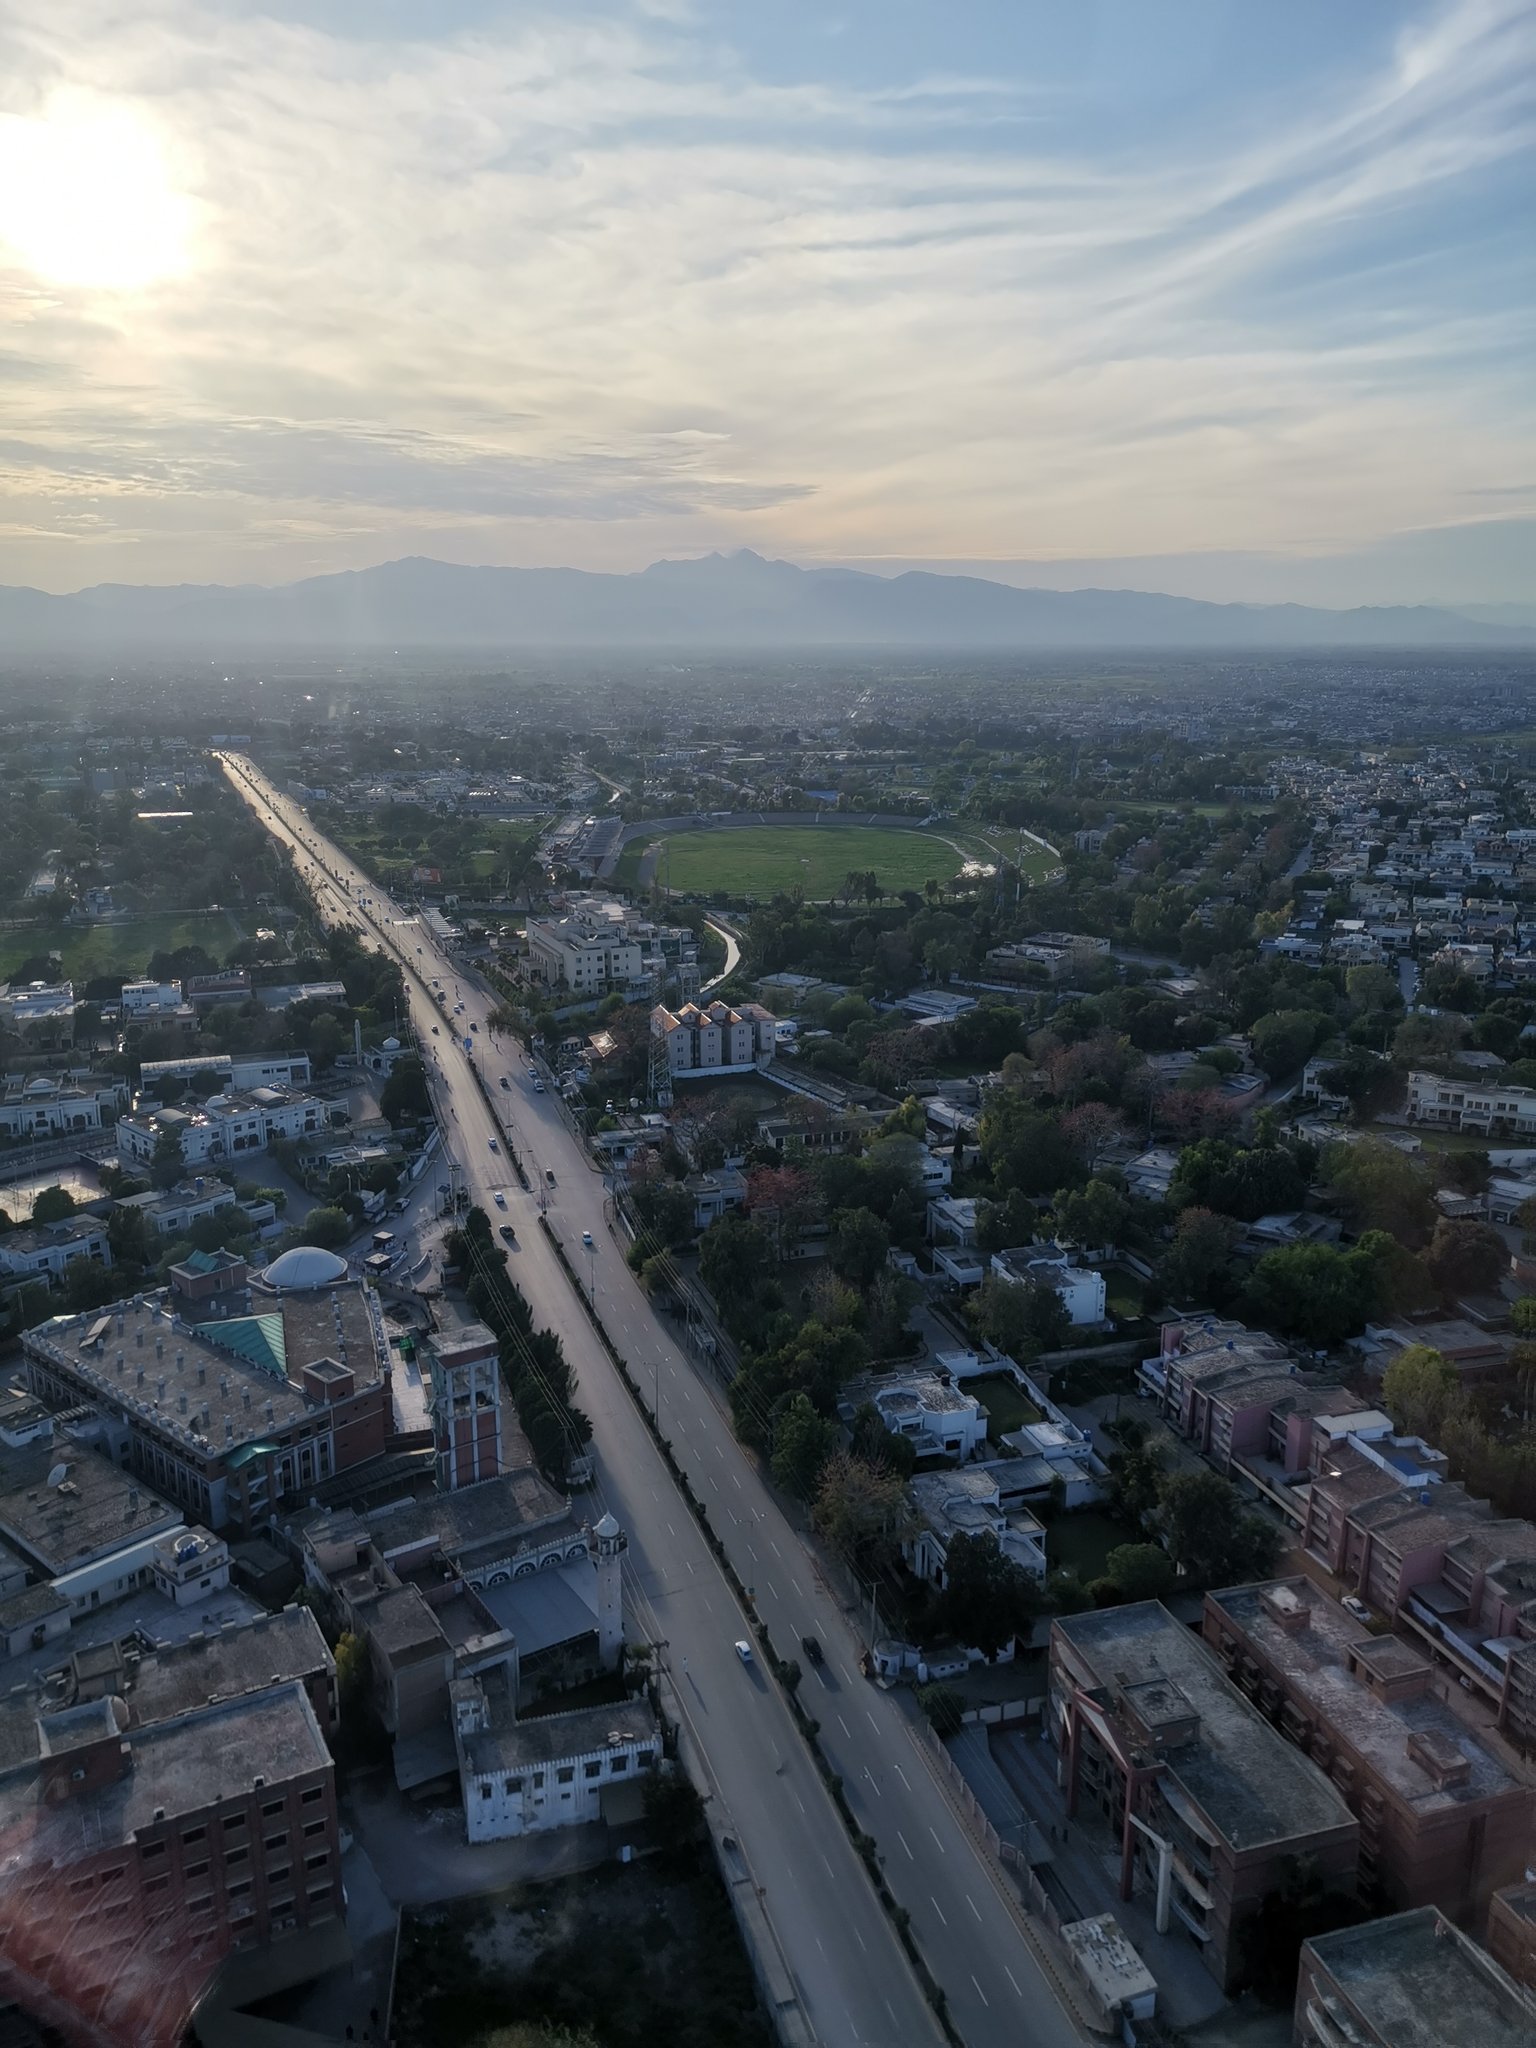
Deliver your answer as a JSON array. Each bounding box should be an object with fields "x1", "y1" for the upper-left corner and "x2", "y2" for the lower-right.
[{"x1": 0, "y1": 549, "x2": 1527, "y2": 654}]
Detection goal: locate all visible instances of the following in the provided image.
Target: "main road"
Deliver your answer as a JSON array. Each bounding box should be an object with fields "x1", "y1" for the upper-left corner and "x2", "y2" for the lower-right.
[{"x1": 219, "y1": 755, "x2": 1084, "y2": 2048}]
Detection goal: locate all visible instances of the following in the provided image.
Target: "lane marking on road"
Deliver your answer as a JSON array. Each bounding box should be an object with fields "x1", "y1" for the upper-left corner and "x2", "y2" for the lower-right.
[
  {"x1": 896, "y1": 1831, "x2": 914, "y2": 1860},
  {"x1": 837, "y1": 1714, "x2": 852, "y2": 1737},
  {"x1": 863, "y1": 1770, "x2": 881, "y2": 1797},
  {"x1": 732, "y1": 1472, "x2": 742, "y2": 1490},
  {"x1": 928, "y1": 1826, "x2": 945, "y2": 1853},
  {"x1": 769, "y1": 1539, "x2": 782, "y2": 1558},
  {"x1": 1004, "y1": 1967, "x2": 1022, "y2": 1997},
  {"x1": 819, "y1": 1853, "x2": 836, "y2": 1878},
  {"x1": 854, "y1": 1927, "x2": 866, "y2": 1951},
  {"x1": 713, "y1": 1442, "x2": 723, "y2": 1459},
  {"x1": 791, "y1": 1576, "x2": 805, "y2": 1596},
  {"x1": 867, "y1": 1710, "x2": 881, "y2": 1733},
  {"x1": 892, "y1": 1762, "x2": 911, "y2": 1790},
  {"x1": 970, "y1": 1974, "x2": 990, "y2": 2007},
  {"x1": 966, "y1": 1893, "x2": 981, "y2": 1921},
  {"x1": 666, "y1": 1523, "x2": 676, "y2": 1537},
  {"x1": 794, "y1": 1792, "x2": 806, "y2": 1815},
  {"x1": 930, "y1": 1895, "x2": 948, "y2": 1926}
]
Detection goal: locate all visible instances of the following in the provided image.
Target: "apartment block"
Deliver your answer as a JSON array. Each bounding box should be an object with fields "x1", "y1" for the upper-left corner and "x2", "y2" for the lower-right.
[
  {"x1": 1295, "y1": 1908, "x2": 1536, "y2": 2048},
  {"x1": 652, "y1": 998, "x2": 776, "y2": 1079},
  {"x1": 1204, "y1": 1580, "x2": 1535, "y2": 1922},
  {"x1": 1407, "y1": 1067, "x2": 1536, "y2": 1138},
  {"x1": 1050, "y1": 1602, "x2": 1358, "y2": 1991}
]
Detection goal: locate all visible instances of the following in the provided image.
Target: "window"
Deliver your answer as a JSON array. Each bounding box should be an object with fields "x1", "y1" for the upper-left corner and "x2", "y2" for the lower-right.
[
  {"x1": 142, "y1": 1842, "x2": 166, "y2": 1861},
  {"x1": 228, "y1": 1879, "x2": 251, "y2": 1899},
  {"x1": 226, "y1": 1846, "x2": 249, "y2": 1866},
  {"x1": 268, "y1": 1865, "x2": 291, "y2": 1885},
  {"x1": 556, "y1": 1766, "x2": 575, "y2": 1785},
  {"x1": 305, "y1": 1851, "x2": 329, "y2": 1872},
  {"x1": 261, "y1": 1799, "x2": 285, "y2": 1818},
  {"x1": 185, "y1": 1860, "x2": 209, "y2": 1880},
  {"x1": 610, "y1": 1756, "x2": 628, "y2": 1773},
  {"x1": 265, "y1": 1833, "x2": 288, "y2": 1852},
  {"x1": 479, "y1": 1783, "x2": 492, "y2": 1800},
  {"x1": 300, "y1": 1786, "x2": 324, "y2": 1805},
  {"x1": 583, "y1": 1761, "x2": 601, "y2": 1780},
  {"x1": 223, "y1": 1814, "x2": 245, "y2": 1832},
  {"x1": 308, "y1": 1880, "x2": 333, "y2": 1901},
  {"x1": 182, "y1": 1827, "x2": 206, "y2": 1846},
  {"x1": 302, "y1": 1819, "x2": 327, "y2": 1839},
  {"x1": 145, "y1": 1875, "x2": 170, "y2": 1895}
]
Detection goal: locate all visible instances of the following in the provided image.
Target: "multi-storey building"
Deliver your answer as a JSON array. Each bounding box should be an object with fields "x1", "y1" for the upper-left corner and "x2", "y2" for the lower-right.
[
  {"x1": 1296, "y1": 1908, "x2": 1536, "y2": 2048},
  {"x1": 0, "y1": 1070, "x2": 127, "y2": 1141},
  {"x1": 430, "y1": 1320, "x2": 504, "y2": 1492},
  {"x1": 1050, "y1": 1601, "x2": 1358, "y2": 1991},
  {"x1": 1407, "y1": 1067, "x2": 1536, "y2": 1138},
  {"x1": 452, "y1": 1679, "x2": 658, "y2": 1842},
  {"x1": 0, "y1": 1677, "x2": 344, "y2": 2046},
  {"x1": 1204, "y1": 1580, "x2": 1534, "y2": 1923},
  {"x1": 116, "y1": 1083, "x2": 329, "y2": 1169},
  {"x1": 524, "y1": 895, "x2": 665, "y2": 996},
  {"x1": 21, "y1": 1248, "x2": 391, "y2": 1536},
  {"x1": 0, "y1": 1215, "x2": 112, "y2": 1285},
  {"x1": 652, "y1": 999, "x2": 776, "y2": 1079}
]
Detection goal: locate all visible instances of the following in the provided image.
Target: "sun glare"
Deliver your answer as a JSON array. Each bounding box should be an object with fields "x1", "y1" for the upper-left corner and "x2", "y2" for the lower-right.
[{"x1": 0, "y1": 94, "x2": 194, "y2": 291}]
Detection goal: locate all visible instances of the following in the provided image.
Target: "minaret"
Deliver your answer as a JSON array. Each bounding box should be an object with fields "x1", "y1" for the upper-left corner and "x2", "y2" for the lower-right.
[{"x1": 589, "y1": 1512, "x2": 627, "y2": 1670}]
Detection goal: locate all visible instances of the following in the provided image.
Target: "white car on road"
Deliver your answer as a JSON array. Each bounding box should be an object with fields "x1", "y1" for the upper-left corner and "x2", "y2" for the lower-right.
[{"x1": 734, "y1": 1640, "x2": 753, "y2": 1665}]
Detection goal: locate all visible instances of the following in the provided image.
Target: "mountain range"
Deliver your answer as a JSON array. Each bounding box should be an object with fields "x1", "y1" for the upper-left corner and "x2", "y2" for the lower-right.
[{"x1": 0, "y1": 550, "x2": 1527, "y2": 654}]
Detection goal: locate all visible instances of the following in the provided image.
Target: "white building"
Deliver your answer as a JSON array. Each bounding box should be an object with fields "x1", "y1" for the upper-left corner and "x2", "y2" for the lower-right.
[
  {"x1": 990, "y1": 1244, "x2": 1107, "y2": 1326},
  {"x1": 0, "y1": 1216, "x2": 112, "y2": 1285},
  {"x1": 0, "y1": 982, "x2": 76, "y2": 1042},
  {"x1": 117, "y1": 1084, "x2": 328, "y2": 1168},
  {"x1": 1407, "y1": 1068, "x2": 1536, "y2": 1138},
  {"x1": 0, "y1": 1071, "x2": 126, "y2": 1141},
  {"x1": 906, "y1": 1467, "x2": 1047, "y2": 1586},
  {"x1": 112, "y1": 1177, "x2": 279, "y2": 1241},
  {"x1": 453, "y1": 1686, "x2": 660, "y2": 1843},
  {"x1": 120, "y1": 980, "x2": 186, "y2": 1018},
  {"x1": 139, "y1": 1051, "x2": 313, "y2": 1094},
  {"x1": 652, "y1": 999, "x2": 776, "y2": 1079},
  {"x1": 526, "y1": 897, "x2": 649, "y2": 996},
  {"x1": 842, "y1": 1371, "x2": 989, "y2": 1462}
]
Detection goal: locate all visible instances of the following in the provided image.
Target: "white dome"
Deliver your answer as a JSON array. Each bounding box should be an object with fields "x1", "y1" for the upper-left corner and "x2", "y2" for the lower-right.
[{"x1": 262, "y1": 1245, "x2": 349, "y2": 1290}]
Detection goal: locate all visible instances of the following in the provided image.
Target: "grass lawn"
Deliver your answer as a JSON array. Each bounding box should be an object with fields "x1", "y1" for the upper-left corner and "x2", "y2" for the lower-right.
[
  {"x1": 618, "y1": 822, "x2": 1054, "y2": 904},
  {"x1": 1104, "y1": 1268, "x2": 1148, "y2": 1321},
  {"x1": 0, "y1": 911, "x2": 241, "y2": 985},
  {"x1": 1045, "y1": 1508, "x2": 1139, "y2": 1582},
  {"x1": 968, "y1": 1370, "x2": 1044, "y2": 1437}
]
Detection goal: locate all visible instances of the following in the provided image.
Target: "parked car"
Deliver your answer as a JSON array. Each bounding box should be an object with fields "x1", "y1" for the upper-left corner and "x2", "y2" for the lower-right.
[
  {"x1": 1341, "y1": 1594, "x2": 1373, "y2": 1623},
  {"x1": 800, "y1": 1635, "x2": 824, "y2": 1667}
]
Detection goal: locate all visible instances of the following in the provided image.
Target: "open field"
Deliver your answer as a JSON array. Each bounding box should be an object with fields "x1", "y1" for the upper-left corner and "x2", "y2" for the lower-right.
[
  {"x1": 1045, "y1": 1508, "x2": 1139, "y2": 1582},
  {"x1": 0, "y1": 911, "x2": 241, "y2": 985},
  {"x1": 618, "y1": 822, "x2": 1055, "y2": 902}
]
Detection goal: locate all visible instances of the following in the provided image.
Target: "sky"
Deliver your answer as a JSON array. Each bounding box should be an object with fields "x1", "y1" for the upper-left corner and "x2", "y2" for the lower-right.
[{"x1": 0, "y1": 0, "x2": 1532, "y2": 604}]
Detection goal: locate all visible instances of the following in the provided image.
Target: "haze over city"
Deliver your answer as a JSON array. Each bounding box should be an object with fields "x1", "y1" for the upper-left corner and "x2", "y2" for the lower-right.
[{"x1": 0, "y1": 0, "x2": 1532, "y2": 608}]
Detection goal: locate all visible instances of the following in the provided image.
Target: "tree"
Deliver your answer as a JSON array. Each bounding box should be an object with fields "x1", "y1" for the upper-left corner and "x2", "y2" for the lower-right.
[
  {"x1": 1325, "y1": 1136, "x2": 1435, "y2": 1246},
  {"x1": 1104, "y1": 1543, "x2": 1177, "y2": 1603},
  {"x1": 978, "y1": 1093, "x2": 1082, "y2": 1198},
  {"x1": 1104, "y1": 1438, "x2": 1166, "y2": 1529},
  {"x1": 827, "y1": 1206, "x2": 890, "y2": 1290},
  {"x1": 1060, "y1": 1102, "x2": 1125, "y2": 1173},
  {"x1": 630, "y1": 1178, "x2": 696, "y2": 1252},
  {"x1": 1052, "y1": 1178, "x2": 1132, "y2": 1254},
  {"x1": 641, "y1": 1766, "x2": 706, "y2": 1859},
  {"x1": 1381, "y1": 1343, "x2": 1461, "y2": 1439},
  {"x1": 849, "y1": 1399, "x2": 917, "y2": 1477},
  {"x1": 931, "y1": 1531, "x2": 1043, "y2": 1660},
  {"x1": 31, "y1": 1185, "x2": 76, "y2": 1225},
  {"x1": 299, "y1": 1204, "x2": 352, "y2": 1250},
  {"x1": 1156, "y1": 1470, "x2": 1283, "y2": 1588},
  {"x1": 970, "y1": 1272, "x2": 1069, "y2": 1361},
  {"x1": 916, "y1": 1683, "x2": 964, "y2": 1736},
  {"x1": 699, "y1": 1212, "x2": 774, "y2": 1317},
  {"x1": 149, "y1": 1126, "x2": 187, "y2": 1191},
  {"x1": 379, "y1": 1054, "x2": 430, "y2": 1124},
  {"x1": 1512, "y1": 1298, "x2": 1536, "y2": 1339},
  {"x1": 770, "y1": 1393, "x2": 839, "y2": 1501},
  {"x1": 812, "y1": 1451, "x2": 911, "y2": 1573},
  {"x1": 1249, "y1": 1008, "x2": 1327, "y2": 1080},
  {"x1": 1247, "y1": 1242, "x2": 1376, "y2": 1348},
  {"x1": 1422, "y1": 1217, "x2": 1508, "y2": 1297},
  {"x1": 1160, "y1": 1207, "x2": 1243, "y2": 1308}
]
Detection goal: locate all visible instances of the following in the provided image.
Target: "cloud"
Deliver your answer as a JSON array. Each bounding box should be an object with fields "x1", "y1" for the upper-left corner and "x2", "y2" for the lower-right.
[{"x1": 0, "y1": 0, "x2": 1530, "y2": 592}]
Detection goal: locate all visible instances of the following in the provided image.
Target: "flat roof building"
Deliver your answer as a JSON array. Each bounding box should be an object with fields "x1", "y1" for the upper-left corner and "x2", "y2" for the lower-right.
[
  {"x1": 1050, "y1": 1601, "x2": 1358, "y2": 1991},
  {"x1": 1296, "y1": 1907, "x2": 1536, "y2": 2048},
  {"x1": 1204, "y1": 1579, "x2": 1535, "y2": 1923}
]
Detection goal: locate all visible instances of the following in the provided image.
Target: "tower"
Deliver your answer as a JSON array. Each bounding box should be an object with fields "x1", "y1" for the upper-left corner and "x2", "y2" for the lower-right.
[
  {"x1": 429, "y1": 1323, "x2": 503, "y2": 1492},
  {"x1": 589, "y1": 1511, "x2": 628, "y2": 1670}
]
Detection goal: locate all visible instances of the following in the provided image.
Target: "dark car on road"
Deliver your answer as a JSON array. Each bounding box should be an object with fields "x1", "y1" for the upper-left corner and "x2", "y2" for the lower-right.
[
  {"x1": 801, "y1": 1635, "x2": 824, "y2": 1667},
  {"x1": 499, "y1": 1224, "x2": 516, "y2": 1243}
]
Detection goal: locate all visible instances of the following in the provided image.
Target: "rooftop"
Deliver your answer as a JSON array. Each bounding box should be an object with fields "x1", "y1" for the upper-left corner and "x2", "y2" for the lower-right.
[
  {"x1": 0, "y1": 1437, "x2": 180, "y2": 1575},
  {"x1": 361, "y1": 1469, "x2": 571, "y2": 1566},
  {"x1": 1209, "y1": 1581, "x2": 1527, "y2": 1816},
  {"x1": 460, "y1": 1694, "x2": 656, "y2": 1776},
  {"x1": 1054, "y1": 1601, "x2": 1356, "y2": 1852},
  {"x1": 1304, "y1": 1907, "x2": 1536, "y2": 2048}
]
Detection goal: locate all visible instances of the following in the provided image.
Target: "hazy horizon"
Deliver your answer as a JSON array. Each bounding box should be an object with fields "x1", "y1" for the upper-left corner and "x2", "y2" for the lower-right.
[{"x1": 0, "y1": 1, "x2": 1532, "y2": 603}]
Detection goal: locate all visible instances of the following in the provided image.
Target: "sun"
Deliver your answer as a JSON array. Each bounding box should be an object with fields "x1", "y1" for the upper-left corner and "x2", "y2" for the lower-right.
[{"x1": 0, "y1": 93, "x2": 194, "y2": 291}]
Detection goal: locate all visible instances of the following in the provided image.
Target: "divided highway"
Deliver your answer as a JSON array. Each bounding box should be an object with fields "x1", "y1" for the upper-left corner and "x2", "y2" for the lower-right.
[{"x1": 219, "y1": 755, "x2": 1083, "y2": 2048}]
